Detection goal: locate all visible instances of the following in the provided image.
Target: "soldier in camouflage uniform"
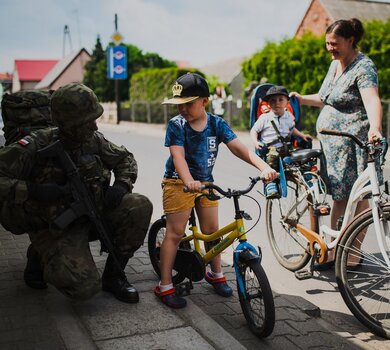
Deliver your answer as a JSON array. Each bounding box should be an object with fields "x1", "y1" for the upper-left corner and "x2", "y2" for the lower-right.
[{"x1": 0, "y1": 83, "x2": 153, "y2": 303}]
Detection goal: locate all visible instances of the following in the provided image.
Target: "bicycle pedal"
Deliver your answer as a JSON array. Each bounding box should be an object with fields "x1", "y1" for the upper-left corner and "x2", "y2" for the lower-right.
[
  {"x1": 176, "y1": 281, "x2": 193, "y2": 296},
  {"x1": 294, "y1": 269, "x2": 313, "y2": 280}
]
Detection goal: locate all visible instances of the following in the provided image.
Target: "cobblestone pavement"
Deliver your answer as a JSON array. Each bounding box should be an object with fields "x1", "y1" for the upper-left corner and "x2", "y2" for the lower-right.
[{"x1": 1, "y1": 224, "x2": 390, "y2": 349}]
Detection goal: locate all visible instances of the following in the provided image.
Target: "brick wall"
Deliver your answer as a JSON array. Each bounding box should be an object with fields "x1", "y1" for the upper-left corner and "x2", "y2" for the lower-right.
[{"x1": 295, "y1": 0, "x2": 333, "y2": 38}]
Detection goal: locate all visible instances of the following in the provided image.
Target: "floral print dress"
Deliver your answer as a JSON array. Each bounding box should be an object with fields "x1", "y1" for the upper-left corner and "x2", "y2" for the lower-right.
[{"x1": 316, "y1": 53, "x2": 378, "y2": 200}]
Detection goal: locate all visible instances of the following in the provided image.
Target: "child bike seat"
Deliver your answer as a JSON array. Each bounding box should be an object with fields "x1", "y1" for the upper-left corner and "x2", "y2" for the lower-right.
[{"x1": 290, "y1": 149, "x2": 323, "y2": 163}]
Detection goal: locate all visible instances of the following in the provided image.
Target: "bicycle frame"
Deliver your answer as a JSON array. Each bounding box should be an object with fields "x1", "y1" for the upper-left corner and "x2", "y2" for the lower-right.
[
  {"x1": 181, "y1": 212, "x2": 248, "y2": 265},
  {"x1": 284, "y1": 140, "x2": 390, "y2": 268},
  {"x1": 180, "y1": 200, "x2": 263, "y2": 299}
]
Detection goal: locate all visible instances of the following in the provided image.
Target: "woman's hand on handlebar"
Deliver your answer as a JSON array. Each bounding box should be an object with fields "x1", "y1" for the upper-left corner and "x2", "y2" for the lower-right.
[
  {"x1": 261, "y1": 167, "x2": 278, "y2": 182},
  {"x1": 184, "y1": 180, "x2": 203, "y2": 193},
  {"x1": 368, "y1": 128, "x2": 383, "y2": 144}
]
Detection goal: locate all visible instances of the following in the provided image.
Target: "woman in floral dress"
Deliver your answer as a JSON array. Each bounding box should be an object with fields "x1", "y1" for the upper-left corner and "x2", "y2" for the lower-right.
[{"x1": 291, "y1": 18, "x2": 383, "y2": 266}]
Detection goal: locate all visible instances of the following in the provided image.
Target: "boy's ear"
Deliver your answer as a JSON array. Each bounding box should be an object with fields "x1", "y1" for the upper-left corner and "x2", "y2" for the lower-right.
[{"x1": 202, "y1": 97, "x2": 210, "y2": 106}]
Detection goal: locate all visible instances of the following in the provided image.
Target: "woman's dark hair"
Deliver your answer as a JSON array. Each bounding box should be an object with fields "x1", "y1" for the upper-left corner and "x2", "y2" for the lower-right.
[{"x1": 326, "y1": 18, "x2": 364, "y2": 48}]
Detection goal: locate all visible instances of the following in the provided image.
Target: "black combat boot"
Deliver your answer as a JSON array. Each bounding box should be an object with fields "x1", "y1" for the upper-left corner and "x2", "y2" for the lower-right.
[
  {"x1": 24, "y1": 244, "x2": 48, "y2": 289},
  {"x1": 101, "y1": 254, "x2": 139, "y2": 303}
]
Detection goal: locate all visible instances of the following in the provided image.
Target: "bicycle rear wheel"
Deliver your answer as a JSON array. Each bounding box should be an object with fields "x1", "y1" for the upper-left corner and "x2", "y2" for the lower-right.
[
  {"x1": 266, "y1": 175, "x2": 313, "y2": 271},
  {"x1": 148, "y1": 217, "x2": 190, "y2": 285},
  {"x1": 336, "y1": 204, "x2": 390, "y2": 339},
  {"x1": 236, "y1": 259, "x2": 275, "y2": 338}
]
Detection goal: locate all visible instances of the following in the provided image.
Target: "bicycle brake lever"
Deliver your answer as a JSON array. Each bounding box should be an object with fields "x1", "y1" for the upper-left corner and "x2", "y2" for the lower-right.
[{"x1": 380, "y1": 138, "x2": 388, "y2": 166}]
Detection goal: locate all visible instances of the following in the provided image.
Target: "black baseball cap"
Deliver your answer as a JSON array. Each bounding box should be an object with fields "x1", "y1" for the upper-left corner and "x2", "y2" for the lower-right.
[
  {"x1": 263, "y1": 85, "x2": 290, "y2": 102},
  {"x1": 162, "y1": 72, "x2": 210, "y2": 105}
]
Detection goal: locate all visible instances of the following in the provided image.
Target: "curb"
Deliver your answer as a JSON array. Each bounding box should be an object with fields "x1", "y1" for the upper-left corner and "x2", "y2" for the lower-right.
[
  {"x1": 176, "y1": 298, "x2": 247, "y2": 350},
  {"x1": 45, "y1": 293, "x2": 98, "y2": 350}
]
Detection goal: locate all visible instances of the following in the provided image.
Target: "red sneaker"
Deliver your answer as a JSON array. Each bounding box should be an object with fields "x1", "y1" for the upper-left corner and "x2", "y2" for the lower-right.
[{"x1": 154, "y1": 286, "x2": 187, "y2": 309}]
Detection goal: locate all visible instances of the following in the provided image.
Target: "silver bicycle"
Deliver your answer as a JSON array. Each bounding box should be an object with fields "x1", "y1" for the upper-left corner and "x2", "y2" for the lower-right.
[{"x1": 266, "y1": 129, "x2": 390, "y2": 338}]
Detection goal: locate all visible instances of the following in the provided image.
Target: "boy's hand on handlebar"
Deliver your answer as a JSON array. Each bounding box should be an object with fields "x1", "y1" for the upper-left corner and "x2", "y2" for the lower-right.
[
  {"x1": 261, "y1": 167, "x2": 278, "y2": 182},
  {"x1": 184, "y1": 180, "x2": 203, "y2": 193}
]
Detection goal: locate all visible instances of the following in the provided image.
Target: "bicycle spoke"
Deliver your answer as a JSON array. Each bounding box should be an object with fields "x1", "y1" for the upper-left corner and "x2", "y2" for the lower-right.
[
  {"x1": 337, "y1": 207, "x2": 390, "y2": 337},
  {"x1": 237, "y1": 261, "x2": 275, "y2": 337},
  {"x1": 266, "y1": 175, "x2": 312, "y2": 271}
]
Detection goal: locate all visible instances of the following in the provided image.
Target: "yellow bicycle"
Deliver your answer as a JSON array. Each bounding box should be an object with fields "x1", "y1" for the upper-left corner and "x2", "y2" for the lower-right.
[{"x1": 148, "y1": 176, "x2": 275, "y2": 338}]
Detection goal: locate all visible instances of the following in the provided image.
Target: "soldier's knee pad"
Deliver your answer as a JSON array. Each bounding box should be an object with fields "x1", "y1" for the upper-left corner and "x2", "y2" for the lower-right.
[
  {"x1": 131, "y1": 193, "x2": 153, "y2": 216},
  {"x1": 120, "y1": 193, "x2": 153, "y2": 227}
]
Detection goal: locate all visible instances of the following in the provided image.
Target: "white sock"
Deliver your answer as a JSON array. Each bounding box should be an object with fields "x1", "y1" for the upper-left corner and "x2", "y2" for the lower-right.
[
  {"x1": 159, "y1": 282, "x2": 173, "y2": 292},
  {"x1": 210, "y1": 271, "x2": 224, "y2": 279}
]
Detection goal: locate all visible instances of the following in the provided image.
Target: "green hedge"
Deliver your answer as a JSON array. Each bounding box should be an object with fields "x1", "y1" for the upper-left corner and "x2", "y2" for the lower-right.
[
  {"x1": 242, "y1": 18, "x2": 390, "y2": 134},
  {"x1": 129, "y1": 67, "x2": 205, "y2": 102}
]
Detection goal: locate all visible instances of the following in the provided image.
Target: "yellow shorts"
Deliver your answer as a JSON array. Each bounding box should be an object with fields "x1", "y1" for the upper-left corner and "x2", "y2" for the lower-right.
[{"x1": 162, "y1": 178, "x2": 218, "y2": 214}]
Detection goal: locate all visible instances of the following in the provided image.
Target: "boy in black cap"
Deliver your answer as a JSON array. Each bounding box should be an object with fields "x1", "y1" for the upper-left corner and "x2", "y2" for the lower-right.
[
  {"x1": 250, "y1": 85, "x2": 312, "y2": 198},
  {"x1": 155, "y1": 72, "x2": 277, "y2": 308}
]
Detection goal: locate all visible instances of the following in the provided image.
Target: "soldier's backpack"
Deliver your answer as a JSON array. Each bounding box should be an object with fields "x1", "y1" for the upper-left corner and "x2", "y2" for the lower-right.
[{"x1": 1, "y1": 90, "x2": 54, "y2": 146}]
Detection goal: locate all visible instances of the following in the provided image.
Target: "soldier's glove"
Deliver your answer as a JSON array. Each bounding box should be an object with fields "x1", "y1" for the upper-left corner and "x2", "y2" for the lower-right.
[
  {"x1": 104, "y1": 181, "x2": 128, "y2": 209},
  {"x1": 27, "y1": 182, "x2": 70, "y2": 203}
]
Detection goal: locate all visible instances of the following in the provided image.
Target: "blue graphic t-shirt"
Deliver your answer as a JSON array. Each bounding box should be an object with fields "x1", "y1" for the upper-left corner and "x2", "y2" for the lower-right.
[{"x1": 164, "y1": 113, "x2": 237, "y2": 181}]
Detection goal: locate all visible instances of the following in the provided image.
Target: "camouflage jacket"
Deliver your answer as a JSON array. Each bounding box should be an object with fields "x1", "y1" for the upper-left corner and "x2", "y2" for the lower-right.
[{"x1": 0, "y1": 127, "x2": 137, "y2": 222}]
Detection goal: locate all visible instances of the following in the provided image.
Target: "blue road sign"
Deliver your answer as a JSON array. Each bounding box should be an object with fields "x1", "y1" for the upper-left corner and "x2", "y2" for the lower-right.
[{"x1": 107, "y1": 45, "x2": 127, "y2": 79}]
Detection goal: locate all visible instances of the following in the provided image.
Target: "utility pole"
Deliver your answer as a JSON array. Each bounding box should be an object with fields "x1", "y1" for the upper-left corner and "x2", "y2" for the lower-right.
[{"x1": 63, "y1": 25, "x2": 73, "y2": 58}]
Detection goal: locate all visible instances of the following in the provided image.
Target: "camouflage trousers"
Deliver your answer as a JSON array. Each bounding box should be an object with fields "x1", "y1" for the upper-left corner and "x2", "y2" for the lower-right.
[{"x1": 1, "y1": 193, "x2": 153, "y2": 300}]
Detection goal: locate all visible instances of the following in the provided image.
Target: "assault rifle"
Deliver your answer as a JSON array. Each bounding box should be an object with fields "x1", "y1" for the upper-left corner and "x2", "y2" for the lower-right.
[{"x1": 37, "y1": 140, "x2": 126, "y2": 278}]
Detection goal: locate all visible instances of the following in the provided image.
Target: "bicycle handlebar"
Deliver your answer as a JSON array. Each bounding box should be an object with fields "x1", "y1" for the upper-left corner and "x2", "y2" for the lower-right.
[
  {"x1": 319, "y1": 129, "x2": 365, "y2": 147},
  {"x1": 184, "y1": 174, "x2": 278, "y2": 198},
  {"x1": 319, "y1": 129, "x2": 388, "y2": 165},
  {"x1": 201, "y1": 176, "x2": 262, "y2": 198}
]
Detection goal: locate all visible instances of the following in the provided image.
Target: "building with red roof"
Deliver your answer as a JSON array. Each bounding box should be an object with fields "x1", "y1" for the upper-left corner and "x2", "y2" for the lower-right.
[
  {"x1": 11, "y1": 48, "x2": 91, "y2": 93},
  {"x1": 12, "y1": 59, "x2": 58, "y2": 92}
]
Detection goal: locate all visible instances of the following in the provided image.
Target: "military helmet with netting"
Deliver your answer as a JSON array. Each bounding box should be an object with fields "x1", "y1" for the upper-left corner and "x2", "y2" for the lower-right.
[{"x1": 51, "y1": 83, "x2": 103, "y2": 128}]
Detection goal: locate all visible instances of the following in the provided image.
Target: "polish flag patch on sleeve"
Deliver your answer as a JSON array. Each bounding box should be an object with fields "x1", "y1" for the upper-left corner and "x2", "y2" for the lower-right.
[{"x1": 17, "y1": 138, "x2": 30, "y2": 146}]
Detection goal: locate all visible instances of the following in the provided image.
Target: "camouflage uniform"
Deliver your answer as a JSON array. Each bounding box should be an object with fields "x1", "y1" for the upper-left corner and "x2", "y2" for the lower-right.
[{"x1": 0, "y1": 83, "x2": 153, "y2": 301}]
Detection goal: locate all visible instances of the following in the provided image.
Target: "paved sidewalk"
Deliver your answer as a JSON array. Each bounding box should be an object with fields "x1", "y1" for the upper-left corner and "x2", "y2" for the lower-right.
[{"x1": 2, "y1": 223, "x2": 389, "y2": 350}]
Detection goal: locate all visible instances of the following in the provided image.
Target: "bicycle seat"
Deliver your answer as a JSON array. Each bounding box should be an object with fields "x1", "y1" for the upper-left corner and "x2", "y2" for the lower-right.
[{"x1": 290, "y1": 149, "x2": 322, "y2": 163}]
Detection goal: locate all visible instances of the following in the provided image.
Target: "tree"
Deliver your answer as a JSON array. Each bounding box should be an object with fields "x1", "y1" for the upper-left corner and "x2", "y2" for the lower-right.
[
  {"x1": 83, "y1": 36, "x2": 106, "y2": 97},
  {"x1": 242, "y1": 18, "x2": 390, "y2": 133},
  {"x1": 83, "y1": 37, "x2": 177, "y2": 102},
  {"x1": 242, "y1": 33, "x2": 329, "y2": 96}
]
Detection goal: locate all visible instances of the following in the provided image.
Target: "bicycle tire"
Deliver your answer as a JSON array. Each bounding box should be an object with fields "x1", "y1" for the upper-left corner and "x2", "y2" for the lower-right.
[
  {"x1": 335, "y1": 204, "x2": 390, "y2": 339},
  {"x1": 147, "y1": 218, "x2": 188, "y2": 285},
  {"x1": 266, "y1": 174, "x2": 313, "y2": 271},
  {"x1": 236, "y1": 259, "x2": 275, "y2": 338}
]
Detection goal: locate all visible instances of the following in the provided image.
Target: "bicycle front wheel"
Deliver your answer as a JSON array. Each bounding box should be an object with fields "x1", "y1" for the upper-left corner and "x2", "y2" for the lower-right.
[
  {"x1": 266, "y1": 175, "x2": 313, "y2": 271},
  {"x1": 236, "y1": 260, "x2": 275, "y2": 338},
  {"x1": 336, "y1": 204, "x2": 390, "y2": 339}
]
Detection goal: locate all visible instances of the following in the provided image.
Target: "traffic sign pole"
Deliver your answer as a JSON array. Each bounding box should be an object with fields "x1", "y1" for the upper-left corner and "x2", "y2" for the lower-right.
[{"x1": 107, "y1": 14, "x2": 127, "y2": 124}]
